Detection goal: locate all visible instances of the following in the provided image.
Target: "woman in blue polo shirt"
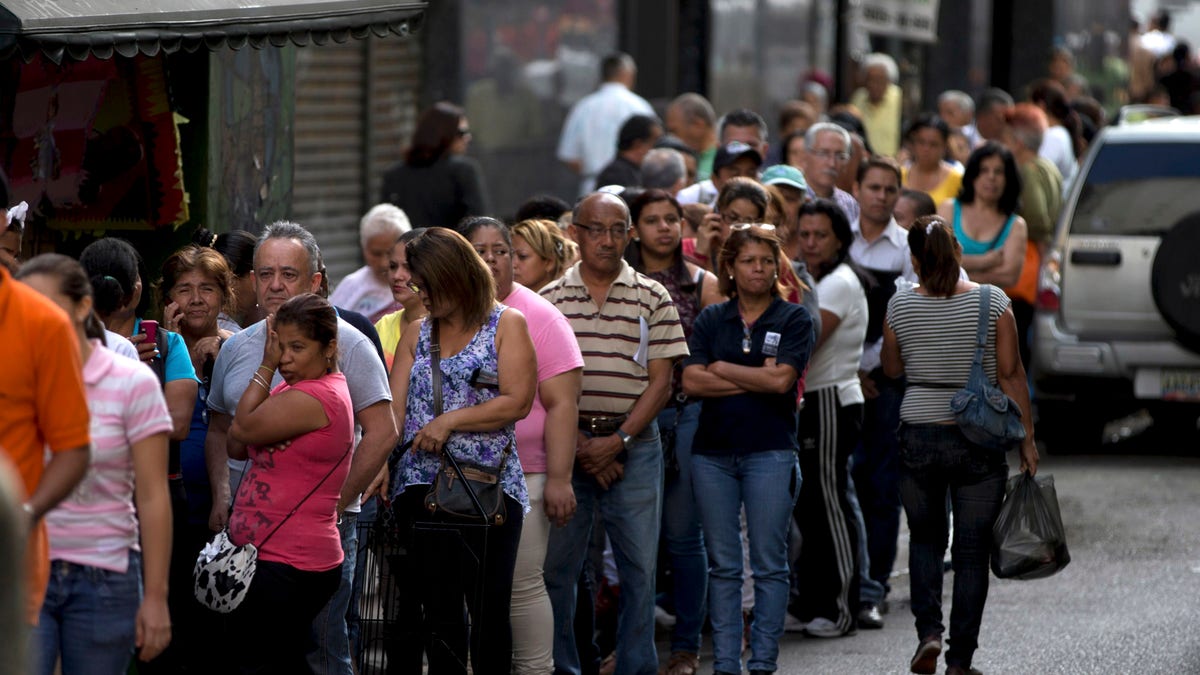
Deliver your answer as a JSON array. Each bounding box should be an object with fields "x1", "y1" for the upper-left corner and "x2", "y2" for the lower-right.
[{"x1": 682, "y1": 224, "x2": 814, "y2": 675}]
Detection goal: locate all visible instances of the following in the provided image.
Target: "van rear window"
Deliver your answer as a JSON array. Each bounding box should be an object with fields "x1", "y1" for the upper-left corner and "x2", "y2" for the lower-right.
[{"x1": 1070, "y1": 142, "x2": 1200, "y2": 236}]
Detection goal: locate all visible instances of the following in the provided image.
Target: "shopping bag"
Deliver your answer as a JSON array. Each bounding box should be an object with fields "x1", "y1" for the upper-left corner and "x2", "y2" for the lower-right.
[{"x1": 991, "y1": 471, "x2": 1071, "y2": 579}]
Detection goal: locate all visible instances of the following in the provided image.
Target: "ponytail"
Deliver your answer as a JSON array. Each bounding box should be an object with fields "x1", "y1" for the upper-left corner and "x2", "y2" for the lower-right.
[
  {"x1": 908, "y1": 216, "x2": 961, "y2": 297},
  {"x1": 84, "y1": 311, "x2": 107, "y2": 343}
]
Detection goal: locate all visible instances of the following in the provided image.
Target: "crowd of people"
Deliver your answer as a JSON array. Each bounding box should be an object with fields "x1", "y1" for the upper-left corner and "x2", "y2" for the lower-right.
[{"x1": 5, "y1": 35, "x2": 1149, "y2": 675}]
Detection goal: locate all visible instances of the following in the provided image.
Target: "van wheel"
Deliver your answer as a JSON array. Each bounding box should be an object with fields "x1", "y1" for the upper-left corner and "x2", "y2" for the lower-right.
[{"x1": 1151, "y1": 213, "x2": 1200, "y2": 353}]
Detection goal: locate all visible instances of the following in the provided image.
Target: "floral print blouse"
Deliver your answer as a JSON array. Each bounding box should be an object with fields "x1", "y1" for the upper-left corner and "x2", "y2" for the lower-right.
[{"x1": 392, "y1": 306, "x2": 529, "y2": 512}]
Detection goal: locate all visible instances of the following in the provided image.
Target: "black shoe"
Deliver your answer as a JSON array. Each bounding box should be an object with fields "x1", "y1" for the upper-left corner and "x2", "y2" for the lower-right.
[
  {"x1": 714, "y1": 672, "x2": 740, "y2": 675},
  {"x1": 946, "y1": 666, "x2": 983, "y2": 675},
  {"x1": 856, "y1": 603, "x2": 884, "y2": 629},
  {"x1": 910, "y1": 634, "x2": 942, "y2": 674},
  {"x1": 750, "y1": 671, "x2": 774, "y2": 675}
]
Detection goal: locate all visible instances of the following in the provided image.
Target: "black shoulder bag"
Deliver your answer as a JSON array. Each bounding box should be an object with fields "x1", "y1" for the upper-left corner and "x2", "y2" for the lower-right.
[{"x1": 423, "y1": 319, "x2": 511, "y2": 526}]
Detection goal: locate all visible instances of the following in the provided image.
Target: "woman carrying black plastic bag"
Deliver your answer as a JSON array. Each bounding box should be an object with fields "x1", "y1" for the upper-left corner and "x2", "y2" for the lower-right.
[{"x1": 881, "y1": 216, "x2": 1038, "y2": 675}]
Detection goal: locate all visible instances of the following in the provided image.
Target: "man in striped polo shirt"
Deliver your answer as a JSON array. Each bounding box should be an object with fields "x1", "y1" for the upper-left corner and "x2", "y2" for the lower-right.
[{"x1": 541, "y1": 192, "x2": 688, "y2": 675}]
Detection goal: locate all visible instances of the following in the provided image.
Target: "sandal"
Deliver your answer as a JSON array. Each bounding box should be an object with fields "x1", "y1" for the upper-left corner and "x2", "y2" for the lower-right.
[{"x1": 660, "y1": 651, "x2": 700, "y2": 675}]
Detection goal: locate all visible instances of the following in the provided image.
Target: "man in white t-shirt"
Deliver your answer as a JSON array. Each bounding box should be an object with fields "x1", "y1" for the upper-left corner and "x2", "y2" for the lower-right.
[{"x1": 557, "y1": 53, "x2": 654, "y2": 197}]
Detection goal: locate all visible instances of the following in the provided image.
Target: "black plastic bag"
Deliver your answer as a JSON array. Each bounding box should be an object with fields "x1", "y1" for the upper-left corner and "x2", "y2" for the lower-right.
[{"x1": 991, "y1": 471, "x2": 1071, "y2": 579}]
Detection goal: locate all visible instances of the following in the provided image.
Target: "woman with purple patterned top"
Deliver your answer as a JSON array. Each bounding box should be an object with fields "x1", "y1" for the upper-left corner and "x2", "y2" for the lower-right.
[{"x1": 387, "y1": 226, "x2": 537, "y2": 674}]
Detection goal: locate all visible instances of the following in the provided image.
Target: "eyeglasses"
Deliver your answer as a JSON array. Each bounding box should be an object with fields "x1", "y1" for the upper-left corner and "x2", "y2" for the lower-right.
[
  {"x1": 811, "y1": 149, "x2": 851, "y2": 162},
  {"x1": 457, "y1": 127, "x2": 472, "y2": 137},
  {"x1": 729, "y1": 223, "x2": 777, "y2": 232},
  {"x1": 573, "y1": 223, "x2": 630, "y2": 241}
]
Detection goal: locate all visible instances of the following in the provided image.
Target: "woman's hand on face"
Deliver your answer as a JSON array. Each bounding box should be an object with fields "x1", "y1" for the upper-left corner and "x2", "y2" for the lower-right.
[
  {"x1": 261, "y1": 314, "x2": 282, "y2": 370},
  {"x1": 695, "y1": 213, "x2": 723, "y2": 256},
  {"x1": 413, "y1": 415, "x2": 453, "y2": 453},
  {"x1": 163, "y1": 301, "x2": 183, "y2": 334}
]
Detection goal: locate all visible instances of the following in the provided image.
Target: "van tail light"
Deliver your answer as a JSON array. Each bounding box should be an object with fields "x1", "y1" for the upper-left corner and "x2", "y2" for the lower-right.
[{"x1": 1036, "y1": 247, "x2": 1062, "y2": 313}]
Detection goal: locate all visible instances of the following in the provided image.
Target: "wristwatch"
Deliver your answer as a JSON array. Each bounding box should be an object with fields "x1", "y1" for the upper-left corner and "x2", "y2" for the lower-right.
[{"x1": 616, "y1": 430, "x2": 632, "y2": 449}]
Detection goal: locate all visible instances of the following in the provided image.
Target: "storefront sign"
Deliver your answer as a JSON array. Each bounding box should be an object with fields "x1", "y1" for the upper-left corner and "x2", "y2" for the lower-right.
[{"x1": 858, "y1": 0, "x2": 940, "y2": 43}]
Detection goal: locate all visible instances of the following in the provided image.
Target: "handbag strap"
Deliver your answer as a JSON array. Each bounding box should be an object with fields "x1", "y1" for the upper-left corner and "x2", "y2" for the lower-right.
[
  {"x1": 429, "y1": 318, "x2": 510, "y2": 524},
  {"x1": 253, "y1": 439, "x2": 352, "y2": 550},
  {"x1": 968, "y1": 285, "x2": 993, "y2": 386},
  {"x1": 431, "y1": 319, "x2": 443, "y2": 418}
]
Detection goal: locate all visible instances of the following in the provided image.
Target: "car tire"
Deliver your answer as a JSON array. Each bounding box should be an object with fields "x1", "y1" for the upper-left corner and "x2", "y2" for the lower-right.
[{"x1": 1151, "y1": 213, "x2": 1200, "y2": 353}]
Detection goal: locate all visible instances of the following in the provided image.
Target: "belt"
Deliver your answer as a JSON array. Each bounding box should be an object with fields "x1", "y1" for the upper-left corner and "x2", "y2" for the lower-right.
[{"x1": 578, "y1": 414, "x2": 628, "y2": 436}]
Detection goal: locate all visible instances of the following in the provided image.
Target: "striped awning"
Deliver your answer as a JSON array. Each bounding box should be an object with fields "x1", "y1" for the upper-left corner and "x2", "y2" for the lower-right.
[{"x1": 0, "y1": 0, "x2": 425, "y2": 62}]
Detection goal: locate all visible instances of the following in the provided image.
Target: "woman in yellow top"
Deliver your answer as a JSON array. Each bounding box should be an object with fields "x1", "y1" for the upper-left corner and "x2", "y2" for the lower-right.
[
  {"x1": 373, "y1": 229, "x2": 427, "y2": 371},
  {"x1": 901, "y1": 114, "x2": 963, "y2": 207}
]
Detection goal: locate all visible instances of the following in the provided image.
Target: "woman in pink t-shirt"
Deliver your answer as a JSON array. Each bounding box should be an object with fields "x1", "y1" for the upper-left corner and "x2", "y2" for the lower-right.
[
  {"x1": 460, "y1": 216, "x2": 584, "y2": 673},
  {"x1": 19, "y1": 254, "x2": 174, "y2": 673},
  {"x1": 227, "y1": 293, "x2": 355, "y2": 674}
]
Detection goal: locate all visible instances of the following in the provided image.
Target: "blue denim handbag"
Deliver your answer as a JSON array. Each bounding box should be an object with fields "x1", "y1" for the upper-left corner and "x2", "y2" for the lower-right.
[{"x1": 949, "y1": 286, "x2": 1026, "y2": 451}]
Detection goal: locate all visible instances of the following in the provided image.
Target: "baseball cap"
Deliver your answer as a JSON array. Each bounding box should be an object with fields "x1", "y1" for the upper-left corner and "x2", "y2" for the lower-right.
[
  {"x1": 760, "y1": 164, "x2": 808, "y2": 192},
  {"x1": 712, "y1": 141, "x2": 763, "y2": 172}
]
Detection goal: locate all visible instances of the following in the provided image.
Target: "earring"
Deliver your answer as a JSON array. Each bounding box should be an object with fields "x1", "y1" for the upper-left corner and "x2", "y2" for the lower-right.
[{"x1": 728, "y1": 275, "x2": 734, "y2": 280}]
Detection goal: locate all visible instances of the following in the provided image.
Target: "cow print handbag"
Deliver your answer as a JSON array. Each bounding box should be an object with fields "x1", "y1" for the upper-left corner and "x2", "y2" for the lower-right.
[{"x1": 194, "y1": 441, "x2": 352, "y2": 614}]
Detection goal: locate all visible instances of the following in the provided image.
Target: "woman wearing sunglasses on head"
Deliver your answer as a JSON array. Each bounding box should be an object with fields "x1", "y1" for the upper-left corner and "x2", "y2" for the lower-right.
[{"x1": 681, "y1": 224, "x2": 813, "y2": 675}]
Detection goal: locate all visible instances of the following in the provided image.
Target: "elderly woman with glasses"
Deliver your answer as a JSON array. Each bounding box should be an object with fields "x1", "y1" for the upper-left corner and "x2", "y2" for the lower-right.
[{"x1": 682, "y1": 225, "x2": 814, "y2": 675}]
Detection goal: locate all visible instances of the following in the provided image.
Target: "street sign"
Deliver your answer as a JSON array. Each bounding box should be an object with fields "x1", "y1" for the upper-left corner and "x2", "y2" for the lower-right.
[{"x1": 858, "y1": 0, "x2": 940, "y2": 44}]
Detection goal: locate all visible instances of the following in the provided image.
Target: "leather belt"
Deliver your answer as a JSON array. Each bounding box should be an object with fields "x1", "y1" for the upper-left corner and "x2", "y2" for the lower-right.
[{"x1": 578, "y1": 414, "x2": 628, "y2": 436}]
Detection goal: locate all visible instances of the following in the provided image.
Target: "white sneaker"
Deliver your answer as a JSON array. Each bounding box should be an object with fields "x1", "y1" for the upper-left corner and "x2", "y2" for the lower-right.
[
  {"x1": 654, "y1": 604, "x2": 677, "y2": 631},
  {"x1": 804, "y1": 617, "x2": 850, "y2": 638},
  {"x1": 783, "y1": 612, "x2": 807, "y2": 633}
]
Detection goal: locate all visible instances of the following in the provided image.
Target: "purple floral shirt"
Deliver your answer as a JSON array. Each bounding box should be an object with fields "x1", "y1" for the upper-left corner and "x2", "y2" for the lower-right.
[{"x1": 392, "y1": 306, "x2": 529, "y2": 512}]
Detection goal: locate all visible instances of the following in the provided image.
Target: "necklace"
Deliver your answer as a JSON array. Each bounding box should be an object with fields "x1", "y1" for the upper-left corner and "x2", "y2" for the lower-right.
[{"x1": 740, "y1": 313, "x2": 755, "y2": 354}]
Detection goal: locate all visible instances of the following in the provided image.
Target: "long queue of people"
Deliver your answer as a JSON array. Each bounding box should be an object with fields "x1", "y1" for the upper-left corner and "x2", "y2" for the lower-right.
[{"x1": 0, "y1": 61, "x2": 1061, "y2": 675}]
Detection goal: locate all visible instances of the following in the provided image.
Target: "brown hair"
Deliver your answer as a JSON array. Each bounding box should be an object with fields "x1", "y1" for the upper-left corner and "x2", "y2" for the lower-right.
[
  {"x1": 511, "y1": 219, "x2": 572, "y2": 281},
  {"x1": 159, "y1": 245, "x2": 236, "y2": 315},
  {"x1": 717, "y1": 227, "x2": 787, "y2": 298},
  {"x1": 406, "y1": 102, "x2": 465, "y2": 167},
  {"x1": 855, "y1": 155, "x2": 903, "y2": 186},
  {"x1": 716, "y1": 177, "x2": 769, "y2": 218},
  {"x1": 406, "y1": 227, "x2": 497, "y2": 327},
  {"x1": 275, "y1": 293, "x2": 339, "y2": 349},
  {"x1": 908, "y1": 216, "x2": 962, "y2": 297}
]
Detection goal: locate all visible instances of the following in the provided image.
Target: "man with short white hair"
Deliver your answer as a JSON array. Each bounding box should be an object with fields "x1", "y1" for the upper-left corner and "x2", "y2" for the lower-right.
[
  {"x1": 938, "y1": 90, "x2": 980, "y2": 149},
  {"x1": 641, "y1": 148, "x2": 688, "y2": 195},
  {"x1": 802, "y1": 123, "x2": 861, "y2": 223},
  {"x1": 330, "y1": 203, "x2": 412, "y2": 323},
  {"x1": 850, "y1": 53, "x2": 903, "y2": 156}
]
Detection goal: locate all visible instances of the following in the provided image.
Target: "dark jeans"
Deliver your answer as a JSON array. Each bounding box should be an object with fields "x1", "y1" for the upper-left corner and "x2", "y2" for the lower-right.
[
  {"x1": 852, "y1": 369, "x2": 904, "y2": 599},
  {"x1": 898, "y1": 423, "x2": 1007, "y2": 671},
  {"x1": 226, "y1": 560, "x2": 342, "y2": 675},
  {"x1": 389, "y1": 488, "x2": 524, "y2": 675}
]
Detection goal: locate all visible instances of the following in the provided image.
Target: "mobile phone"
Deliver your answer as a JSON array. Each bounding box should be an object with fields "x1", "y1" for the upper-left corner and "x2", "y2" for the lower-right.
[{"x1": 141, "y1": 319, "x2": 158, "y2": 344}]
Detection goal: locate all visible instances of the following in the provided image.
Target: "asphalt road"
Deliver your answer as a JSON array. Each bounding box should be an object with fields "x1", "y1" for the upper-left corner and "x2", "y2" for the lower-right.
[{"x1": 660, "y1": 446, "x2": 1200, "y2": 674}]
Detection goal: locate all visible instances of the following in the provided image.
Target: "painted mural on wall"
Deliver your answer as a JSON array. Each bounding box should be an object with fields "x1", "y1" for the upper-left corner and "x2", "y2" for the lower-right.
[{"x1": 2, "y1": 54, "x2": 188, "y2": 231}]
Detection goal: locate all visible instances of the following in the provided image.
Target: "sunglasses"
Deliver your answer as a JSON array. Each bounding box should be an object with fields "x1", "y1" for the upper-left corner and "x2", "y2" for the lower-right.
[{"x1": 729, "y1": 223, "x2": 777, "y2": 232}]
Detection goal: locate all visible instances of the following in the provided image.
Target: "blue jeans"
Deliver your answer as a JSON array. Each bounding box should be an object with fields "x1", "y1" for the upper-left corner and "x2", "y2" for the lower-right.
[
  {"x1": 658, "y1": 401, "x2": 707, "y2": 654},
  {"x1": 898, "y1": 423, "x2": 1007, "y2": 671},
  {"x1": 852, "y1": 370, "x2": 904, "y2": 603},
  {"x1": 544, "y1": 423, "x2": 663, "y2": 675},
  {"x1": 692, "y1": 450, "x2": 799, "y2": 674},
  {"x1": 34, "y1": 551, "x2": 142, "y2": 675},
  {"x1": 308, "y1": 511, "x2": 359, "y2": 675}
]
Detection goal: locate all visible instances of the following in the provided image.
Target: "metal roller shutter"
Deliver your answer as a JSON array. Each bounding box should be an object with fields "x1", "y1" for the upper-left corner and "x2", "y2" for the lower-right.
[{"x1": 293, "y1": 35, "x2": 421, "y2": 288}]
